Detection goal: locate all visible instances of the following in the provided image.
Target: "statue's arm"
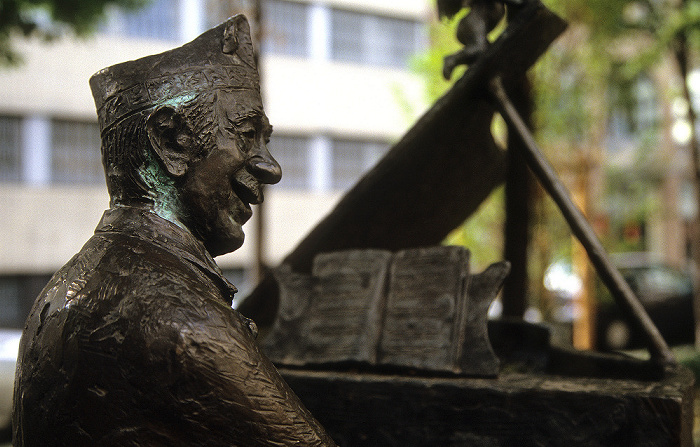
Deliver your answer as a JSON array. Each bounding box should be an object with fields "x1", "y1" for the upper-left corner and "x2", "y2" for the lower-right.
[{"x1": 174, "y1": 304, "x2": 337, "y2": 447}]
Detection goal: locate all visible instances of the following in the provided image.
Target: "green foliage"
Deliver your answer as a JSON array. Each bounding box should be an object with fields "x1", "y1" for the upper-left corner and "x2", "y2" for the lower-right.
[
  {"x1": 550, "y1": 0, "x2": 700, "y2": 83},
  {"x1": 419, "y1": 0, "x2": 700, "y2": 268},
  {"x1": 604, "y1": 161, "x2": 663, "y2": 220},
  {"x1": 420, "y1": 0, "x2": 700, "y2": 281},
  {"x1": 531, "y1": 29, "x2": 608, "y2": 145},
  {"x1": 444, "y1": 187, "x2": 505, "y2": 270},
  {"x1": 0, "y1": 0, "x2": 148, "y2": 64},
  {"x1": 675, "y1": 344, "x2": 700, "y2": 381},
  {"x1": 412, "y1": 6, "x2": 506, "y2": 104},
  {"x1": 535, "y1": 0, "x2": 700, "y2": 255},
  {"x1": 411, "y1": 7, "x2": 467, "y2": 104}
]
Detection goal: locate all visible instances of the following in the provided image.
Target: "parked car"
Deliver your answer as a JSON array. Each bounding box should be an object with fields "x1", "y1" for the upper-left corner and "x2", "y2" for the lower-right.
[
  {"x1": 544, "y1": 254, "x2": 696, "y2": 351},
  {"x1": 596, "y1": 255, "x2": 695, "y2": 351}
]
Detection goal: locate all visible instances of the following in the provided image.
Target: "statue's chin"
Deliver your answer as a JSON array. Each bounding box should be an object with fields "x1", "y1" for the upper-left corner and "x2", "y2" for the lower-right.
[{"x1": 205, "y1": 228, "x2": 245, "y2": 258}]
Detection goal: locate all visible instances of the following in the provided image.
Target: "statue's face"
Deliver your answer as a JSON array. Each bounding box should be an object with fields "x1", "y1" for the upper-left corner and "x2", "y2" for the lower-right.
[{"x1": 179, "y1": 89, "x2": 281, "y2": 256}]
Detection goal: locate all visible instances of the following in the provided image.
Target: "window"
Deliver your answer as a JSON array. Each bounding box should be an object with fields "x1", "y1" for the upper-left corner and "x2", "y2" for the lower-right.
[
  {"x1": 268, "y1": 134, "x2": 311, "y2": 189},
  {"x1": 0, "y1": 275, "x2": 51, "y2": 329},
  {"x1": 607, "y1": 76, "x2": 660, "y2": 151},
  {"x1": 634, "y1": 266, "x2": 693, "y2": 303},
  {"x1": 52, "y1": 120, "x2": 103, "y2": 185},
  {"x1": 262, "y1": 0, "x2": 309, "y2": 57},
  {"x1": 0, "y1": 278, "x2": 20, "y2": 327},
  {"x1": 330, "y1": 9, "x2": 363, "y2": 64},
  {"x1": 331, "y1": 9, "x2": 424, "y2": 68},
  {"x1": 331, "y1": 139, "x2": 389, "y2": 190},
  {"x1": 105, "y1": 0, "x2": 181, "y2": 41},
  {"x1": 205, "y1": 0, "x2": 244, "y2": 28},
  {"x1": 208, "y1": 0, "x2": 310, "y2": 56},
  {"x1": 0, "y1": 116, "x2": 21, "y2": 182},
  {"x1": 207, "y1": 2, "x2": 424, "y2": 65}
]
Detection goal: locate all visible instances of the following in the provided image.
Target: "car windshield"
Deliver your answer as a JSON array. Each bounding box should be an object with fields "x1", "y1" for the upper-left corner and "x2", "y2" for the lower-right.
[{"x1": 622, "y1": 265, "x2": 693, "y2": 304}]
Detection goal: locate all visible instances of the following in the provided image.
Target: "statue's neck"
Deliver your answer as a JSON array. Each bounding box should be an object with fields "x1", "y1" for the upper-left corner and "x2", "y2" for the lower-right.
[{"x1": 111, "y1": 187, "x2": 189, "y2": 235}]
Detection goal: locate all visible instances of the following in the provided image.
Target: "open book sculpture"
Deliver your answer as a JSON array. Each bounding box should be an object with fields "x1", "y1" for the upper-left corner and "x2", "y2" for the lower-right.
[{"x1": 264, "y1": 246, "x2": 510, "y2": 377}]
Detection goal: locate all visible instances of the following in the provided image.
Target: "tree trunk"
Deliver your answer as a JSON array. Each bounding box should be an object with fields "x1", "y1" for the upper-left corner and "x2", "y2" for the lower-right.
[{"x1": 502, "y1": 75, "x2": 533, "y2": 318}]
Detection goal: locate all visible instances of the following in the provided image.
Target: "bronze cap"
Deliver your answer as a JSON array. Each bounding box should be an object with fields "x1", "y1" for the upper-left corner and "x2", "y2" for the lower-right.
[{"x1": 89, "y1": 14, "x2": 260, "y2": 135}]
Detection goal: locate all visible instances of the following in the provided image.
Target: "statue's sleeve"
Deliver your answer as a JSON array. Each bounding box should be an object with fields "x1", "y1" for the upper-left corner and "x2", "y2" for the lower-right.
[{"x1": 173, "y1": 299, "x2": 337, "y2": 447}]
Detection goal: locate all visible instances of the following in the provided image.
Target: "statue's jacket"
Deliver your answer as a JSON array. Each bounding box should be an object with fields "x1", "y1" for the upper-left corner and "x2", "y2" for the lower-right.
[{"x1": 13, "y1": 206, "x2": 334, "y2": 447}]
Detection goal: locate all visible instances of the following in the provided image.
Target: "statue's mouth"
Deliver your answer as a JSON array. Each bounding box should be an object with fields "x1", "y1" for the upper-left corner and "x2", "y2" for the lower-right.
[{"x1": 233, "y1": 170, "x2": 263, "y2": 210}]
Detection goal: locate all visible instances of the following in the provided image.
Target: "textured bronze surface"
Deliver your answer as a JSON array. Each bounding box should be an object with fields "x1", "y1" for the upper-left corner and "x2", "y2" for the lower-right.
[{"x1": 264, "y1": 247, "x2": 508, "y2": 377}]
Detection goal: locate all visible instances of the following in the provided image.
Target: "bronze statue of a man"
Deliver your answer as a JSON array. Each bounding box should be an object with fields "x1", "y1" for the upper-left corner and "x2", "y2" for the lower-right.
[{"x1": 13, "y1": 15, "x2": 336, "y2": 447}]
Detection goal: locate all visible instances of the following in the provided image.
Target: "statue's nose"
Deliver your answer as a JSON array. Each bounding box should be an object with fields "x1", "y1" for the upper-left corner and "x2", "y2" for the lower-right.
[{"x1": 247, "y1": 142, "x2": 282, "y2": 185}]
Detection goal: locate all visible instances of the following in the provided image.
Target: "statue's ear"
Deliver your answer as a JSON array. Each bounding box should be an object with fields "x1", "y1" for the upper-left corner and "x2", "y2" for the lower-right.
[{"x1": 146, "y1": 106, "x2": 194, "y2": 177}]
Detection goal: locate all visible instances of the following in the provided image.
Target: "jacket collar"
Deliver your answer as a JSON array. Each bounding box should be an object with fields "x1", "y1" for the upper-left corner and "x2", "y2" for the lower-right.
[{"x1": 95, "y1": 206, "x2": 238, "y2": 305}]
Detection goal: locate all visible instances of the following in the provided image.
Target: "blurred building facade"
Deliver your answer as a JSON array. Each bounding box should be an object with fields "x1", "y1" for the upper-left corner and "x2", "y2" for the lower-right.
[
  {"x1": 0, "y1": 0, "x2": 430, "y2": 328},
  {"x1": 603, "y1": 67, "x2": 697, "y2": 268}
]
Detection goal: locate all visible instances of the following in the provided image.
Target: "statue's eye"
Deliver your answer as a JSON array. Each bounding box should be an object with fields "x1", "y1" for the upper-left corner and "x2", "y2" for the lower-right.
[
  {"x1": 230, "y1": 118, "x2": 256, "y2": 139},
  {"x1": 227, "y1": 116, "x2": 262, "y2": 152}
]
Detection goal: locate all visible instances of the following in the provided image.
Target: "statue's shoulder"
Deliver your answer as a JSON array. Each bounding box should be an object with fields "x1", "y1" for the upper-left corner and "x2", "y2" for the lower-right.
[{"x1": 24, "y1": 227, "x2": 226, "y2": 342}]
